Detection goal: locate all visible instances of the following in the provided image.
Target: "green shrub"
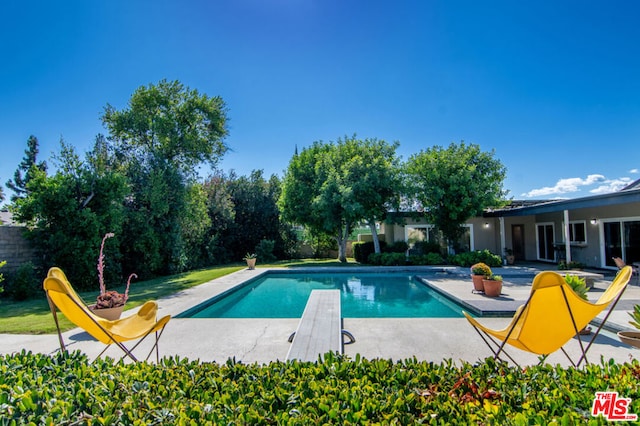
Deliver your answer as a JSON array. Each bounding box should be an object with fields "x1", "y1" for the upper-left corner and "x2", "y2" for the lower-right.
[
  {"x1": 254, "y1": 239, "x2": 276, "y2": 263},
  {"x1": 353, "y1": 241, "x2": 387, "y2": 263},
  {"x1": 558, "y1": 260, "x2": 586, "y2": 270},
  {"x1": 470, "y1": 262, "x2": 492, "y2": 276},
  {"x1": 6, "y1": 262, "x2": 40, "y2": 301},
  {"x1": 564, "y1": 274, "x2": 588, "y2": 300},
  {"x1": 412, "y1": 240, "x2": 443, "y2": 255},
  {"x1": 449, "y1": 250, "x2": 502, "y2": 267},
  {"x1": 385, "y1": 241, "x2": 409, "y2": 253},
  {"x1": 0, "y1": 260, "x2": 5, "y2": 295},
  {"x1": 1, "y1": 351, "x2": 638, "y2": 424},
  {"x1": 367, "y1": 252, "x2": 407, "y2": 266},
  {"x1": 409, "y1": 253, "x2": 445, "y2": 265}
]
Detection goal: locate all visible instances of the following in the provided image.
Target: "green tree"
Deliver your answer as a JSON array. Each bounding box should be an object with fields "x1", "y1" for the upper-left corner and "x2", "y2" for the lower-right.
[
  {"x1": 224, "y1": 170, "x2": 289, "y2": 261},
  {"x1": 405, "y1": 141, "x2": 507, "y2": 252},
  {"x1": 6, "y1": 135, "x2": 47, "y2": 202},
  {"x1": 13, "y1": 139, "x2": 128, "y2": 288},
  {"x1": 102, "y1": 79, "x2": 229, "y2": 275},
  {"x1": 279, "y1": 137, "x2": 398, "y2": 262},
  {"x1": 330, "y1": 136, "x2": 401, "y2": 254},
  {"x1": 102, "y1": 79, "x2": 228, "y2": 175},
  {"x1": 280, "y1": 141, "x2": 348, "y2": 259}
]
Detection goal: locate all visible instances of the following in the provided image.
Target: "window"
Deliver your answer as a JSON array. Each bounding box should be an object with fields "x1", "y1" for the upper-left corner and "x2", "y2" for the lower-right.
[{"x1": 568, "y1": 221, "x2": 586, "y2": 244}]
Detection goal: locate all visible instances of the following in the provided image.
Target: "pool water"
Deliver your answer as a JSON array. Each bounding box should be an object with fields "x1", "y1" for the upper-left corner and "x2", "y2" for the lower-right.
[{"x1": 180, "y1": 272, "x2": 465, "y2": 318}]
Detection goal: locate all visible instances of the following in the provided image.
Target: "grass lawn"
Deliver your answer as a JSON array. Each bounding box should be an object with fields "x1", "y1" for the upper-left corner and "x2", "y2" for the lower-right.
[{"x1": 0, "y1": 258, "x2": 359, "y2": 334}]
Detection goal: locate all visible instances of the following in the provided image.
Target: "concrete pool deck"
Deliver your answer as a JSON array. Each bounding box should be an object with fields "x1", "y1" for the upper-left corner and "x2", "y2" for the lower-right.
[{"x1": 2, "y1": 264, "x2": 639, "y2": 366}]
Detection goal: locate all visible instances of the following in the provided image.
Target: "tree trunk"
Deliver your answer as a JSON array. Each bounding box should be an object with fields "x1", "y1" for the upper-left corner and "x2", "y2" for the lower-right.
[
  {"x1": 335, "y1": 223, "x2": 351, "y2": 263},
  {"x1": 368, "y1": 219, "x2": 381, "y2": 254}
]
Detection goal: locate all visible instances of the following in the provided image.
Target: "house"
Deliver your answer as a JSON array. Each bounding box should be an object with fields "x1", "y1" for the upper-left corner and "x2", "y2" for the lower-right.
[{"x1": 380, "y1": 180, "x2": 640, "y2": 270}]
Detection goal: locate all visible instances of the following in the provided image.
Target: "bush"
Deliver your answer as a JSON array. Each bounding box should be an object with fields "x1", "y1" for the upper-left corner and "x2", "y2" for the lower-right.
[
  {"x1": 412, "y1": 240, "x2": 443, "y2": 255},
  {"x1": 558, "y1": 260, "x2": 586, "y2": 270},
  {"x1": 385, "y1": 241, "x2": 409, "y2": 253},
  {"x1": 408, "y1": 253, "x2": 445, "y2": 265},
  {"x1": 2, "y1": 351, "x2": 639, "y2": 424},
  {"x1": 448, "y1": 250, "x2": 502, "y2": 268},
  {"x1": 6, "y1": 262, "x2": 40, "y2": 301},
  {"x1": 353, "y1": 241, "x2": 387, "y2": 263},
  {"x1": 254, "y1": 239, "x2": 277, "y2": 263}
]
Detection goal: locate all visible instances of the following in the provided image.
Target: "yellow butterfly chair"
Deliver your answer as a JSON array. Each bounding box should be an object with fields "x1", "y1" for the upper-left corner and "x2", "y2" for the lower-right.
[
  {"x1": 463, "y1": 266, "x2": 633, "y2": 367},
  {"x1": 43, "y1": 267, "x2": 171, "y2": 362}
]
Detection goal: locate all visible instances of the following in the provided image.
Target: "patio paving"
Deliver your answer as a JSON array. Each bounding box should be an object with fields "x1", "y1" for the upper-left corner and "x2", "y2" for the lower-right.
[{"x1": 2, "y1": 264, "x2": 639, "y2": 367}]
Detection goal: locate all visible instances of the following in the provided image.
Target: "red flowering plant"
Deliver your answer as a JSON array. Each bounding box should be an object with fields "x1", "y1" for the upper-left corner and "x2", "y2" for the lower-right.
[{"x1": 94, "y1": 233, "x2": 137, "y2": 309}]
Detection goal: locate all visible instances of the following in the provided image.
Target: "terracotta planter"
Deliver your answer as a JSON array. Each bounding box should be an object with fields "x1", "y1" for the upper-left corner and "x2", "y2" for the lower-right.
[
  {"x1": 506, "y1": 255, "x2": 515, "y2": 265},
  {"x1": 246, "y1": 258, "x2": 257, "y2": 270},
  {"x1": 89, "y1": 304, "x2": 124, "y2": 321},
  {"x1": 471, "y1": 274, "x2": 485, "y2": 292},
  {"x1": 617, "y1": 331, "x2": 640, "y2": 349},
  {"x1": 482, "y1": 279, "x2": 503, "y2": 297}
]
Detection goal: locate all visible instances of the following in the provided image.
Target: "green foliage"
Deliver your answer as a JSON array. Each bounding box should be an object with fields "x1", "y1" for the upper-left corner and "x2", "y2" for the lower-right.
[
  {"x1": 254, "y1": 239, "x2": 276, "y2": 263},
  {"x1": 449, "y1": 250, "x2": 502, "y2": 267},
  {"x1": 222, "y1": 170, "x2": 289, "y2": 261},
  {"x1": 5, "y1": 135, "x2": 47, "y2": 202},
  {"x1": 5, "y1": 262, "x2": 39, "y2": 301},
  {"x1": 102, "y1": 79, "x2": 228, "y2": 174},
  {"x1": 558, "y1": 260, "x2": 587, "y2": 270},
  {"x1": 280, "y1": 136, "x2": 401, "y2": 263},
  {"x1": 411, "y1": 252, "x2": 445, "y2": 265},
  {"x1": 12, "y1": 139, "x2": 128, "y2": 288},
  {"x1": 406, "y1": 142, "x2": 507, "y2": 251},
  {"x1": 628, "y1": 304, "x2": 640, "y2": 330},
  {"x1": 368, "y1": 252, "x2": 407, "y2": 266},
  {"x1": 412, "y1": 240, "x2": 443, "y2": 256},
  {"x1": 487, "y1": 274, "x2": 503, "y2": 282},
  {"x1": 353, "y1": 241, "x2": 387, "y2": 263},
  {"x1": 2, "y1": 351, "x2": 639, "y2": 424},
  {"x1": 470, "y1": 262, "x2": 493, "y2": 277},
  {"x1": 564, "y1": 274, "x2": 589, "y2": 300},
  {"x1": 0, "y1": 260, "x2": 5, "y2": 294},
  {"x1": 385, "y1": 241, "x2": 409, "y2": 253}
]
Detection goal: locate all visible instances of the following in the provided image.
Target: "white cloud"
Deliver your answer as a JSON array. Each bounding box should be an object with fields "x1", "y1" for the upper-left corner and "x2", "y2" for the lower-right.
[
  {"x1": 630, "y1": 168, "x2": 639, "y2": 174},
  {"x1": 522, "y1": 174, "x2": 605, "y2": 198},
  {"x1": 589, "y1": 177, "x2": 633, "y2": 194}
]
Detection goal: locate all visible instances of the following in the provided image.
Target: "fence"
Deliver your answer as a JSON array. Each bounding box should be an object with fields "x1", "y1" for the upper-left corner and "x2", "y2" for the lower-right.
[{"x1": 0, "y1": 226, "x2": 39, "y2": 274}]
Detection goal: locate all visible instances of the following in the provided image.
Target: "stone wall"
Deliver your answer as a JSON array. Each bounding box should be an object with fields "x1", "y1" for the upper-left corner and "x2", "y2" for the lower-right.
[{"x1": 0, "y1": 226, "x2": 39, "y2": 274}]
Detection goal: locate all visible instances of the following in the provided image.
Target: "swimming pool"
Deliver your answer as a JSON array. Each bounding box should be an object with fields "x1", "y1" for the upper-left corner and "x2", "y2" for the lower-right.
[{"x1": 178, "y1": 271, "x2": 466, "y2": 318}]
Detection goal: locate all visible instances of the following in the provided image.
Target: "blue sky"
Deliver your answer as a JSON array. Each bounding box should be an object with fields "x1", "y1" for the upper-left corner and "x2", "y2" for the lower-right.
[{"x1": 1, "y1": 0, "x2": 639, "y2": 204}]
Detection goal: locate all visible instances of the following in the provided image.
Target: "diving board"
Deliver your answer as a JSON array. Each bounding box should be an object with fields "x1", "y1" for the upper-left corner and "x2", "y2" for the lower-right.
[{"x1": 286, "y1": 290, "x2": 345, "y2": 362}]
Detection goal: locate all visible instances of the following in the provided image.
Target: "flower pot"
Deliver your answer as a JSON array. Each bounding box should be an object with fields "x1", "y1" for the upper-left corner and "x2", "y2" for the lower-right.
[
  {"x1": 246, "y1": 258, "x2": 256, "y2": 270},
  {"x1": 482, "y1": 279, "x2": 502, "y2": 297},
  {"x1": 471, "y1": 274, "x2": 485, "y2": 292},
  {"x1": 617, "y1": 331, "x2": 640, "y2": 349},
  {"x1": 89, "y1": 304, "x2": 124, "y2": 320},
  {"x1": 506, "y1": 255, "x2": 515, "y2": 265}
]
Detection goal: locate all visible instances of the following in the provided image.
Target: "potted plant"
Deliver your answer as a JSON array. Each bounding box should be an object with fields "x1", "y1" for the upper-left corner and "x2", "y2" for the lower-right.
[
  {"x1": 504, "y1": 248, "x2": 515, "y2": 265},
  {"x1": 617, "y1": 304, "x2": 640, "y2": 349},
  {"x1": 90, "y1": 233, "x2": 136, "y2": 320},
  {"x1": 470, "y1": 262, "x2": 492, "y2": 293},
  {"x1": 482, "y1": 274, "x2": 503, "y2": 297},
  {"x1": 243, "y1": 253, "x2": 257, "y2": 270},
  {"x1": 564, "y1": 274, "x2": 591, "y2": 335}
]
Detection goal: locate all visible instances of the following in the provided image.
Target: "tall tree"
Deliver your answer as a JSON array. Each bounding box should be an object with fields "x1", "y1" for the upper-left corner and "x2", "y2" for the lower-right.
[
  {"x1": 279, "y1": 137, "x2": 400, "y2": 262},
  {"x1": 6, "y1": 135, "x2": 47, "y2": 202},
  {"x1": 330, "y1": 136, "x2": 401, "y2": 254},
  {"x1": 405, "y1": 141, "x2": 507, "y2": 252},
  {"x1": 102, "y1": 79, "x2": 229, "y2": 275},
  {"x1": 13, "y1": 138, "x2": 128, "y2": 287},
  {"x1": 102, "y1": 79, "x2": 228, "y2": 175}
]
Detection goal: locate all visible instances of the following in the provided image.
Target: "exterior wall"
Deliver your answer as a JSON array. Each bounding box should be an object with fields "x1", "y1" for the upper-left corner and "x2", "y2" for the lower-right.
[{"x1": 0, "y1": 226, "x2": 40, "y2": 274}]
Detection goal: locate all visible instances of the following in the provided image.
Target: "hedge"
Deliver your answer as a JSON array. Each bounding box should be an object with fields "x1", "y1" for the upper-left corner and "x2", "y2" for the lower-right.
[{"x1": 1, "y1": 351, "x2": 638, "y2": 424}]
